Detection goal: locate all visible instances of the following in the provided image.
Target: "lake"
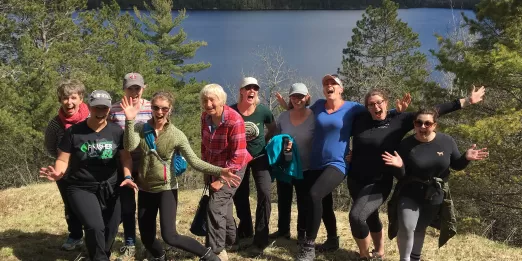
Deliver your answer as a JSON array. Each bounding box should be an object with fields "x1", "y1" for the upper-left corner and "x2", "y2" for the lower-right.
[{"x1": 154, "y1": 9, "x2": 474, "y2": 90}]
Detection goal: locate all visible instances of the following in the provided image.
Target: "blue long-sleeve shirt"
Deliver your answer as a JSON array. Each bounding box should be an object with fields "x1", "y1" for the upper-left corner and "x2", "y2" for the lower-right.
[{"x1": 309, "y1": 99, "x2": 366, "y2": 174}]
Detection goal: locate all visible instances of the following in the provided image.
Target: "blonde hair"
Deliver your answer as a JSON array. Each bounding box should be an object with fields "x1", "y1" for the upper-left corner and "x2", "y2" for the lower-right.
[
  {"x1": 57, "y1": 79, "x2": 86, "y2": 101},
  {"x1": 200, "y1": 84, "x2": 227, "y2": 109}
]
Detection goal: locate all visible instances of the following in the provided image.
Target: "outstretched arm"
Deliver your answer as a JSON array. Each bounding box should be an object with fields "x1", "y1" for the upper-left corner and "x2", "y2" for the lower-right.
[{"x1": 275, "y1": 92, "x2": 289, "y2": 110}]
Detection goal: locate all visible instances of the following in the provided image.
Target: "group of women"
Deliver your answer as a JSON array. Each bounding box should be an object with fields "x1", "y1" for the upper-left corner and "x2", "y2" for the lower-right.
[{"x1": 40, "y1": 73, "x2": 488, "y2": 261}]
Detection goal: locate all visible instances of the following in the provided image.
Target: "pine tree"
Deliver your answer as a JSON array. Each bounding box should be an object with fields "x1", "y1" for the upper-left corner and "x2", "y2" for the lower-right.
[
  {"x1": 338, "y1": 0, "x2": 429, "y2": 103},
  {"x1": 433, "y1": 0, "x2": 522, "y2": 244}
]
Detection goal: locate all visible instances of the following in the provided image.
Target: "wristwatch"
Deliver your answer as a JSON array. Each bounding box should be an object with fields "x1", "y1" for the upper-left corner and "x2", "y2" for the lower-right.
[
  {"x1": 124, "y1": 175, "x2": 134, "y2": 181},
  {"x1": 464, "y1": 97, "x2": 471, "y2": 107}
]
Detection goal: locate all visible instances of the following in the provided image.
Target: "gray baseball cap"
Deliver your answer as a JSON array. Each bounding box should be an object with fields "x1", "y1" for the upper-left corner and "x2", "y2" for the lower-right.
[
  {"x1": 123, "y1": 72, "x2": 145, "y2": 89},
  {"x1": 89, "y1": 90, "x2": 112, "y2": 107},
  {"x1": 289, "y1": 83, "x2": 308, "y2": 96}
]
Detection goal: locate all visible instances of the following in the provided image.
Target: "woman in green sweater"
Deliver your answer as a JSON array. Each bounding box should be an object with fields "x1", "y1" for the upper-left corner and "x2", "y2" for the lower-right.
[{"x1": 121, "y1": 91, "x2": 241, "y2": 261}]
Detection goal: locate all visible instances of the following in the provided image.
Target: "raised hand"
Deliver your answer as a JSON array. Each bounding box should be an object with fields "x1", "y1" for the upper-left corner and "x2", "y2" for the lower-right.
[
  {"x1": 382, "y1": 151, "x2": 403, "y2": 168},
  {"x1": 275, "y1": 92, "x2": 289, "y2": 110},
  {"x1": 396, "y1": 93, "x2": 411, "y2": 113},
  {"x1": 469, "y1": 85, "x2": 486, "y2": 104},
  {"x1": 39, "y1": 166, "x2": 64, "y2": 181},
  {"x1": 120, "y1": 96, "x2": 140, "y2": 120},
  {"x1": 220, "y1": 168, "x2": 242, "y2": 188},
  {"x1": 465, "y1": 144, "x2": 489, "y2": 161},
  {"x1": 345, "y1": 150, "x2": 352, "y2": 163},
  {"x1": 120, "y1": 179, "x2": 138, "y2": 192}
]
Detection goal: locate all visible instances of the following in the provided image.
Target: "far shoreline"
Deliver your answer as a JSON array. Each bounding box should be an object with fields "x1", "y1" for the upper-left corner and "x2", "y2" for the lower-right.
[{"x1": 116, "y1": 7, "x2": 474, "y2": 12}]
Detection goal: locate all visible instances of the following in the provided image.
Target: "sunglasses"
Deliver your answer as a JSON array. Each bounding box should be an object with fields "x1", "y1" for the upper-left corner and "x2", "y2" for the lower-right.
[
  {"x1": 290, "y1": 94, "x2": 306, "y2": 99},
  {"x1": 152, "y1": 105, "x2": 170, "y2": 113},
  {"x1": 243, "y1": 84, "x2": 260, "y2": 91},
  {"x1": 367, "y1": 100, "x2": 385, "y2": 108},
  {"x1": 414, "y1": 120, "x2": 435, "y2": 128}
]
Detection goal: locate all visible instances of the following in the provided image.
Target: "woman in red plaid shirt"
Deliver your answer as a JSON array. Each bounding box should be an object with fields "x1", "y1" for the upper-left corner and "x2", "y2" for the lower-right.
[{"x1": 200, "y1": 84, "x2": 253, "y2": 261}]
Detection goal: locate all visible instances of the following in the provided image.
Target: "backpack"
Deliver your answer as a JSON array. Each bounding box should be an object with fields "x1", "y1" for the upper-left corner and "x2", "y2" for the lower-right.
[{"x1": 143, "y1": 123, "x2": 187, "y2": 177}]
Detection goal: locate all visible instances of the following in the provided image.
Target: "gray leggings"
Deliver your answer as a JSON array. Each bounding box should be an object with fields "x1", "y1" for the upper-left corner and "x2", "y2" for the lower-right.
[{"x1": 397, "y1": 197, "x2": 440, "y2": 261}]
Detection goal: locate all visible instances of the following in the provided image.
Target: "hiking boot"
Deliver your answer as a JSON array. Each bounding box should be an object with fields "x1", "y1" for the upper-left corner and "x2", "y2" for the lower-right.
[
  {"x1": 295, "y1": 241, "x2": 315, "y2": 261},
  {"x1": 269, "y1": 230, "x2": 291, "y2": 239},
  {"x1": 61, "y1": 237, "x2": 83, "y2": 251},
  {"x1": 217, "y1": 249, "x2": 228, "y2": 261},
  {"x1": 225, "y1": 243, "x2": 239, "y2": 252},
  {"x1": 246, "y1": 244, "x2": 266, "y2": 257},
  {"x1": 199, "y1": 247, "x2": 220, "y2": 261},
  {"x1": 315, "y1": 236, "x2": 339, "y2": 252},
  {"x1": 115, "y1": 245, "x2": 135, "y2": 261},
  {"x1": 235, "y1": 236, "x2": 253, "y2": 250}
]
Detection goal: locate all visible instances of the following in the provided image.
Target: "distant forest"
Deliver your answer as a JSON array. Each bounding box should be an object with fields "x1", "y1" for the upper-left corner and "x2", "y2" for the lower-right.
[{"x1": 86, "y1": 0, "x2": 480, "y2": 10}]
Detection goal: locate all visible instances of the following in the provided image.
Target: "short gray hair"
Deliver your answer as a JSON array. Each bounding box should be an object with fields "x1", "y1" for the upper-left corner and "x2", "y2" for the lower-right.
[
  {"x1": 200, "y1": 84, "x2": 227, "y2": 109},
  {"x1": 56, "y1": 79, "x2": 86, "y2": 101}
]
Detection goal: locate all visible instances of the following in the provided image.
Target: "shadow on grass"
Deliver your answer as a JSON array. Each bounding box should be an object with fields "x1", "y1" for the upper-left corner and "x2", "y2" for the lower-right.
[
  {"x1": 0, "y1": 229, "x2": 84, "y2": 261},
  {"x1": 233, "y1": 237, "x2": 361, "y2": 261}
]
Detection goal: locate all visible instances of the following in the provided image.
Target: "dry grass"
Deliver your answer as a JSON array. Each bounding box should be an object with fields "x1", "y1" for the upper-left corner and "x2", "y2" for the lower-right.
[{"x1": 1, "y1": 183, "x2": 521, "y2": 261}]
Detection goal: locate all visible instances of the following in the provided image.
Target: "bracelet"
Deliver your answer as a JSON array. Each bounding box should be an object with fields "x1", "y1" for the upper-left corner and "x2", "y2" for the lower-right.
[{"x1": 124, "y1": 175, "x2": 134, "y2": 181}]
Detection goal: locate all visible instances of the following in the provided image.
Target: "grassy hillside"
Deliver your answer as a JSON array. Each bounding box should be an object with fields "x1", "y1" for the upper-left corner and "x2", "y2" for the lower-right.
[{"x1": 0, "y1": 183, "x2": 520, "y2": 261}]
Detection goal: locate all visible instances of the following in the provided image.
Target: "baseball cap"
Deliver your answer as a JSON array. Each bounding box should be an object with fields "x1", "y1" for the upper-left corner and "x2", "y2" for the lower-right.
[
  {"x1": 322, "y1": 74, "x2": 343, "y2": 88},
  {"x1": 240, "y1": 77, "x2": 259, "y2": 89},
  {"x1": 289, "y1": 83, "x2": 308, "y2": 96},
  {"x1": 89, "y1": 90, "x2": 112, "y2": 107},
  {"x1": 123, "y1": 72, "x2": 145, "y2": 89}
]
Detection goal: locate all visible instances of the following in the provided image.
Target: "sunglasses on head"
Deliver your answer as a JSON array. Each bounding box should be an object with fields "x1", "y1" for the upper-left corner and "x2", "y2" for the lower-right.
[
  {"x1": 243, "y1": 84, "x2": 260, "y2": 91},
  {"x1": 152, "y1": 105, "x2": 170, "y2": 113},
  {"x1": 414, "y1": 119, "x2": 435, "y2": 128}
]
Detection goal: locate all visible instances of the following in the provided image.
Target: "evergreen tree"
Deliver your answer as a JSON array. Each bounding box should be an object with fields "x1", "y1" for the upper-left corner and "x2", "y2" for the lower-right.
[
  {"x1": 0, "y1": 0, "x2": 211, "y2": 188},
  {"x1": 433, "y1": 0, "x2": 522, "y2": 244},
  {"x1": 338, "y1": 0, "x2": 430, "y2": 103}
]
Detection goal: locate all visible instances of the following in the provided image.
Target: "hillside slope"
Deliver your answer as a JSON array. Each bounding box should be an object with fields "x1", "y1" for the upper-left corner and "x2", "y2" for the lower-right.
[{"x1": 0, "y1": 183, "x2": 520, "y2": 260}]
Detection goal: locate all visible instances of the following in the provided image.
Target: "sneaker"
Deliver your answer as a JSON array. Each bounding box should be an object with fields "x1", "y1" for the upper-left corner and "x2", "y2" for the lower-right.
[
  {"x1": 217, "y1": 249, "x2": 229, "y2": 261},
  {"x1": 73, "y1": 254, "x2": 87, "y2": 261},
  {"x1": 61, "y1": 237, "x2": 83, "y2": 251},
  {"x1": 199, "y1": 247, "x2": 220, "y2": 261},
  {"x1": 143, "y1": 251, "x2": 166, "y2": 261},
  {"x1": 295, "y1": 242, "x2": 315, "y2": 261},
  {"x1": 315, "y1": 236, "x2": 339, "y2": 252},
  {"x1": 269, "y1": 230, "x2": 291, "y2": 239},
  {"x1": 115, "y1": 245, "x2": 135, "y2": 261},
  {"x1": 371, "y1": 249, "x2": 384, "y2": 261}
]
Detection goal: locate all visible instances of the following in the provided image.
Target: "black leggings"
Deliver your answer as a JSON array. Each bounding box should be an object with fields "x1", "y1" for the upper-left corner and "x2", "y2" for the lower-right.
[
  {"x1": 305, "y1": 166, "x2": 345, "y2": 241},
  {"x1": 347, "y1": 178, "x2": 392, "y2": 239},
  {"x1": 67, "y1": 185, "x2": 120, "y2": 261},
  {"x1": 233, "y1": 155, "x2": 272, "y2": 247},
  {"x1": 138, "y1": 189, "x2": 207, "y2": 258},
  {"x1": 57, "y1": 178, "x2": 83, "y2": 240}
]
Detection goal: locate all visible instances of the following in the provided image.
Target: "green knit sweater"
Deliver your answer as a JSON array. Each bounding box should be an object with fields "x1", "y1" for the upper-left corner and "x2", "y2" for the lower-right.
[{"x1": 124, "y1": 120, "x2": 222, "y2": 192}]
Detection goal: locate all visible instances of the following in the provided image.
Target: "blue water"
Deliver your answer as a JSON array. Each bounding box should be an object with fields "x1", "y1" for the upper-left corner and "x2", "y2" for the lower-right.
[{"x1": 142, "y1": 9, "x2": 474, "y2": 89}]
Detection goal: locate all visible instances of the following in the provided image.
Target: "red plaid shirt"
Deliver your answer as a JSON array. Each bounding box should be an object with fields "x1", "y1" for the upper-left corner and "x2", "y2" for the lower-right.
[{"x1": 201, "y1": 105, "x2": 252, "y2": 176}]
